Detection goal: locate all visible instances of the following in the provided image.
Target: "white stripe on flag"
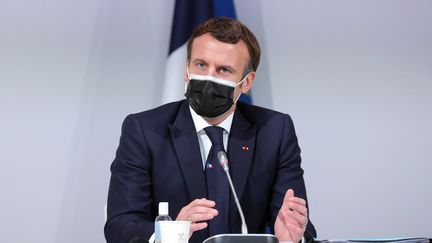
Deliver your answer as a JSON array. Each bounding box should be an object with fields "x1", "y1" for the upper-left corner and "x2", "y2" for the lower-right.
[{"x1": 161, "y1": 44, "x2": 187, "y2": 104}]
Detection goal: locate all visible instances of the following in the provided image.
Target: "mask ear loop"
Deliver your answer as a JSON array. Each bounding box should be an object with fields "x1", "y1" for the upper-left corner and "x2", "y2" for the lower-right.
[
  {"x1": 234, "y1": 92, "x2": 242, "y2": 103},
  {"x1": 233, "y1": 73, "x2": 250, "y2": 103}
]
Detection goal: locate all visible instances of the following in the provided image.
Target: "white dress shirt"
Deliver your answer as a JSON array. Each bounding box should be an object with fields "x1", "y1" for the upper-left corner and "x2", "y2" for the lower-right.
[{"x1": 189, "y1": 106, "x2": 234, "y2": 169}]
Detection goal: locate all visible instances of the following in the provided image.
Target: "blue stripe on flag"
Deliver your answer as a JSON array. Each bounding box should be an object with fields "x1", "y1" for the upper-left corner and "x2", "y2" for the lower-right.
[
  {"x1": 212, "y1": 0, "x2": 236, "y2": 18},
  {"x1": 239, "y1": 94, "x2": 252, "y2": 104},
  {"x1": 168, "y1": 0, "x2": 214, "y2": 54}
]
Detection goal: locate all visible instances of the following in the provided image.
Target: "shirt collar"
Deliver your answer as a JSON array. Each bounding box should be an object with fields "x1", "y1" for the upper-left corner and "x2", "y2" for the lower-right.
[{"x1": 189, "y1": 106, "x2": 234, "y2": 133}]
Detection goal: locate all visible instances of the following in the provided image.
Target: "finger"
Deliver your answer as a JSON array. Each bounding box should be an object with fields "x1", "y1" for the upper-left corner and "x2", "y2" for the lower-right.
[
  {"x1": 183, "y1": 198, "x2": 215, "y2": 211},
  {"x1": 286, "y1": 201, "x2": 308, "y2": 217},
  {"x1": 278, "y1": 207, "x2": 299, "y2": 226},
  {"x1": 190, "y1": 198, "x2": 216, "y2": 208},
  {"x1": 288, "y1": 209, "x2": 308, "y2": 227},
  {"x1": 188, "y1": 205, "x2": 218, "y2": 216},
  {"x1": 281, "y1": 189, "x2": 294, "y2": 210},
  {"x1": 189, "y1": 213, "x2": 216, "y2": 222},
  {"x1": 190, "y1": 222, "x2": 208, "y2": 233},
  {"x1": 279, "y1": 204, "x2": 307, "y2": 228},
  {"x1": 284, "y1": 189, "x2": 294, "y2": 202},
  {"x1": 177, "y1": 199, "x2": 216, "y2": 220},
  {"x1": 288, "y1": 196, "x2": 306, "y2": 206}
]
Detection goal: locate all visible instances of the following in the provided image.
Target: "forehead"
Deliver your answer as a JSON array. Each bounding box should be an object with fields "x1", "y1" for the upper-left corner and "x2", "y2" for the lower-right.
[{"x1": 190, "y1": 33, "x2": 250, "y2": 69}]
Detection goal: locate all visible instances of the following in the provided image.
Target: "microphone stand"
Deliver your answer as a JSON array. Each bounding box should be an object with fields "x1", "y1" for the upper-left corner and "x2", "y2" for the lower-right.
[{"x1": 201, "y1": 152, "x2": 278, "y2": 243}]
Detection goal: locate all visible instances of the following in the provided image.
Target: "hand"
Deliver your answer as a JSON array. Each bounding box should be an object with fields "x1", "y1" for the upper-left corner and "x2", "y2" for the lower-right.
[
  {"x1": 274, "y1": 189, "x2": 308, "y2": 243},
  {"x1": 176, "y1": 198, "x2": 218, "y2": 236}
]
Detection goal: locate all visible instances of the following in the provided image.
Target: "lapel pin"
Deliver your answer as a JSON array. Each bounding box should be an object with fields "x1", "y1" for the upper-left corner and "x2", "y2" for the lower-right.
[{"x1": 242, "y1": 146, "x2": 250, "y2": 151}]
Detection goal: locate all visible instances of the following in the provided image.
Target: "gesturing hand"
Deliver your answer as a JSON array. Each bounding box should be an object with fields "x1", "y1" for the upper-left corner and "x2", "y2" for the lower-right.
[
  {"x1": 176, "y1": 198, "x2": 218, "y2": 236},
  {"x1": 274, "y1": 189, "x2": 308, "y2": 243}
]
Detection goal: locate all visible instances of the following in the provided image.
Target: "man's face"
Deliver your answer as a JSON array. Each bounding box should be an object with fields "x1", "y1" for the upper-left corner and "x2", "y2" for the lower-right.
[{"x1": 184, "y1": 33, "x2": 255, "y2": 100}]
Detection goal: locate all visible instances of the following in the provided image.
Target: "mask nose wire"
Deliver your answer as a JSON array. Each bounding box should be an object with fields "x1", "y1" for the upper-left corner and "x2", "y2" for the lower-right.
[{"x1": 188, "y1": 69, "x2": 250, "y2": 90}]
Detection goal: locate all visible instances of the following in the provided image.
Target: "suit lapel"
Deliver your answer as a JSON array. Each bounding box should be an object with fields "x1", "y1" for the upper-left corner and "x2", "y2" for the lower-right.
[
  {"x1": 169, "y1": 101, "x2": 257, "y2": 234},
  {"x1": 227, "y1": 108, "x2": 256, "y2": 231},
  {"x1": 169, "y1": 101, "x2": 207, "y2": 201}
]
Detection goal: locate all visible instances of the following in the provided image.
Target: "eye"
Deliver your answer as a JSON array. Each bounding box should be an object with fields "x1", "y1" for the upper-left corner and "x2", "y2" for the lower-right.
[
  {"x1": 218, "y1": 67, "x2": 232, "y2": 74},
  {"x1": 196, "y1": 63, "x2": 206, "y2": 69}
]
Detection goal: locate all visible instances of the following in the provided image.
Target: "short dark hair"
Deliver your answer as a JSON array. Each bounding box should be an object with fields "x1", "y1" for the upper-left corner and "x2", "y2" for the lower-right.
[{"x1": 186, "y1": 17, "x2": 261, "y2": 73}]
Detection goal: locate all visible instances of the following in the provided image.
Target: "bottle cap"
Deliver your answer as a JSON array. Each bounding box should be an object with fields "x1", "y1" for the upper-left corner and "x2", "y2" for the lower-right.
[{"x1": 159, "y1": 202, "x2": 169, "y2": 215}]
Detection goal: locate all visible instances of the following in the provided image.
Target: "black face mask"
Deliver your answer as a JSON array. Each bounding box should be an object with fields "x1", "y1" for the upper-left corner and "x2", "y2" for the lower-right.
[{"x1": 185, "y1": 79, "x2": 235, "y2": 118}]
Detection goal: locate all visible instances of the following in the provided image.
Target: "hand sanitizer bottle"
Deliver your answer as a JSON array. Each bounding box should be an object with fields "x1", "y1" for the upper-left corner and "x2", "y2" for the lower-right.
[{"x1": 154, "y1": 202, "x2": 172, "y2": 243}]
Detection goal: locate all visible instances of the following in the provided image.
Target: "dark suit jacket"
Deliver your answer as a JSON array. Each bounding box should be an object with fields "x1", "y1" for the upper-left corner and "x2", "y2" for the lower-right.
[{"x1": 105, "y1": 100, "x2": 316, "y2": 243}]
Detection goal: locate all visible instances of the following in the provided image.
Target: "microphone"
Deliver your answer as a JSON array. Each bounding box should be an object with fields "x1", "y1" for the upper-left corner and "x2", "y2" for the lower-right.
[
  {"x1": 217, "y1": 151, "x2": 248, "y2": 235},
  {"x1": 204, "y1": 151, "x2": 278, "y2": 242}
]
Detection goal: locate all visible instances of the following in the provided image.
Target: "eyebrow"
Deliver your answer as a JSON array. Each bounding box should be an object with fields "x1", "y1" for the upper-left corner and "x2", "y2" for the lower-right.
[
  {"x1": 193, "y1": 58, "x2": 237, "y2": 74},
  {"x1": 192, "y1": 58, "x2": 207, "y2": 65},
  {"x1": 218, "y1": 64, "x2": 236, "y2": 74}
]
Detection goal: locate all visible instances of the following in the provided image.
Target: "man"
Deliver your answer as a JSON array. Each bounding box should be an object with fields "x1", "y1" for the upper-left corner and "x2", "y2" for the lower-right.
[{"x1": 105, "y1": 17, "x2": 316, "y2": 243}]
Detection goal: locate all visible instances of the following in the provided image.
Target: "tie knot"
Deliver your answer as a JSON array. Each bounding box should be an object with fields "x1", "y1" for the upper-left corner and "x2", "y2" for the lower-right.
[{"x1": 204, "y1": 126, "x2": 225, "y2": 146}]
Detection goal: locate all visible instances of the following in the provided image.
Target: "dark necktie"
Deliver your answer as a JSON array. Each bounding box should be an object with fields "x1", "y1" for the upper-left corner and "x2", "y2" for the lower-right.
[{"x1": 204, "y1": 126, "x2": 230, "y2": 236}]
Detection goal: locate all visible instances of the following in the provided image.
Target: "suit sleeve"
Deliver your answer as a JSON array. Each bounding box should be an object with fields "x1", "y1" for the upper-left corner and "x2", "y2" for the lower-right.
[
  {"x1": 270, "y1": 114, "x2": 317, "y2": 238},
  {"x1": 104, "y1": 114, "x2": 155, "y2": 243}
]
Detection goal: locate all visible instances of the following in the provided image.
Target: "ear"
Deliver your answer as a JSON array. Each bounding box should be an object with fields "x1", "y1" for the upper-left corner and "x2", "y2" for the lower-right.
[
  {"x1": 240, "y1": 72, "x2": 256, "y2": 94},
  {"x1": 183, "y1": 60, "x2": 189, "y2": 82}
]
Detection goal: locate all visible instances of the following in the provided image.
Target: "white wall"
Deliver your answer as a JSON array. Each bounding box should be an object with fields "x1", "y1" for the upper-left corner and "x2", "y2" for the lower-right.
[
  {"x1": 0, "y1": 0, "x2": 430, "y2": 242},
  {"x1": 258, "y1": 1, "x2": 432, "y2": 239}
]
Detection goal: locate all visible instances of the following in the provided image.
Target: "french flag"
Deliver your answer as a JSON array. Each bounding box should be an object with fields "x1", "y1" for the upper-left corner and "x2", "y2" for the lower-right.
[{"x1": 161, "y1": 0, "x2": 252, "y2": 105}]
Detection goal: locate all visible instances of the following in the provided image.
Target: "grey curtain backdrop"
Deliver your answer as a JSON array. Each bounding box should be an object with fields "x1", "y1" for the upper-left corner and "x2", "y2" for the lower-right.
[{"x1": 0, "y1": 0, "x2": 431, "y2": 242}]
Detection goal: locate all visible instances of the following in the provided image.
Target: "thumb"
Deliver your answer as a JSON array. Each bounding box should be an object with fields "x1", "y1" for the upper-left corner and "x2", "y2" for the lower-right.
[
  {"x1": 281, "y1": 189, "x2": 294, "y2": 210},
  {"x1": 287, "y1": 189, "x2": 294, "y2": 198}
]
